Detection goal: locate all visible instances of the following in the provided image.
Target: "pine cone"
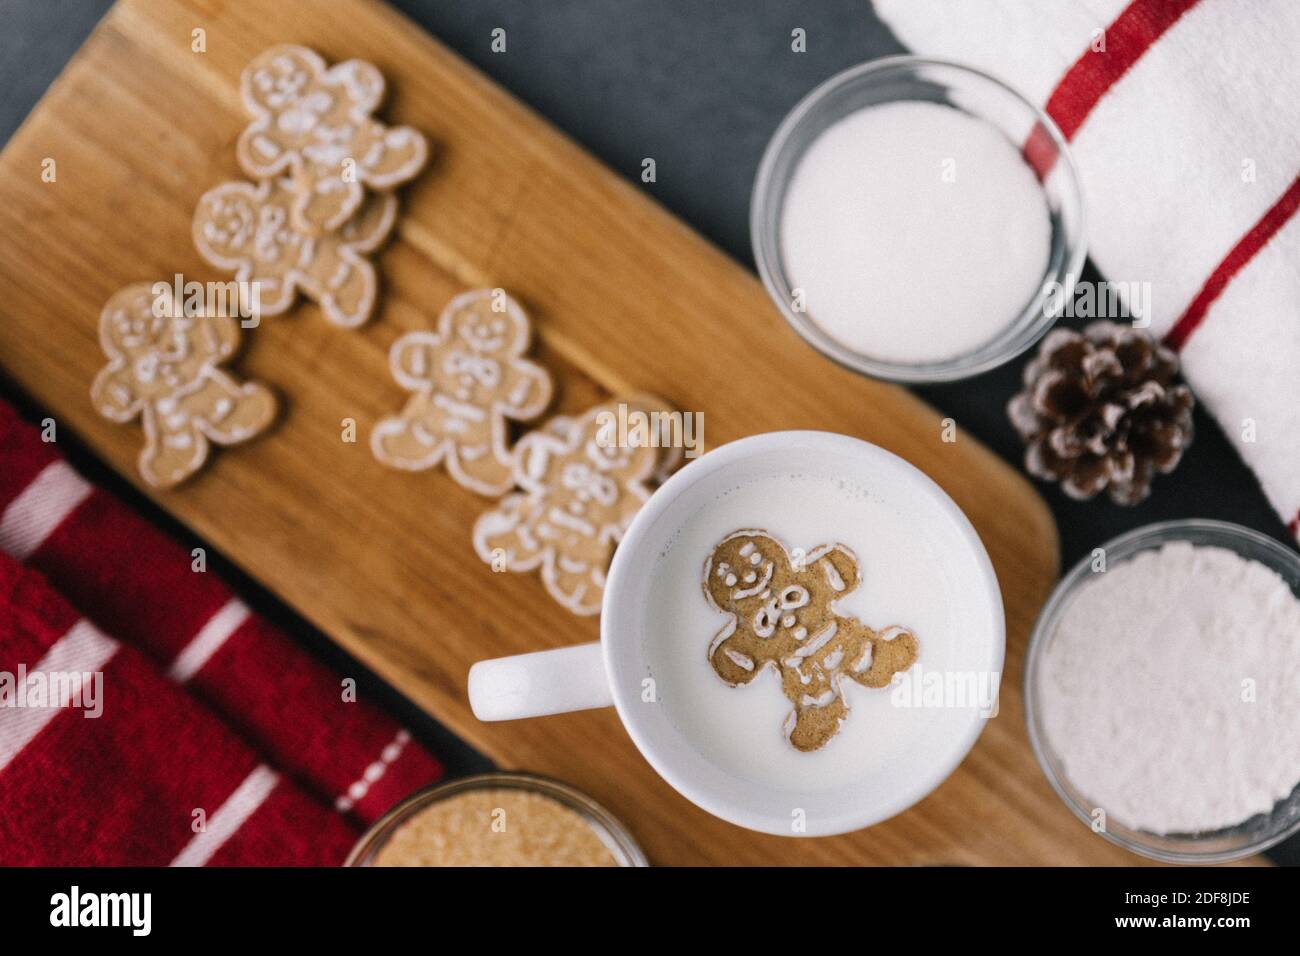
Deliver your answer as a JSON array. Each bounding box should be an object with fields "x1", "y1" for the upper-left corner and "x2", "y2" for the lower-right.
[{"x1": 1007, "y1": 321, "x2": 1194, "y2": 505}]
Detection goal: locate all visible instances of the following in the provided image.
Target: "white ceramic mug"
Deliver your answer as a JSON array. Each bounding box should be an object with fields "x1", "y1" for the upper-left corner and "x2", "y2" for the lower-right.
[{"x1": 469, "y1": 431, "x2": 1005, "y2": 836}]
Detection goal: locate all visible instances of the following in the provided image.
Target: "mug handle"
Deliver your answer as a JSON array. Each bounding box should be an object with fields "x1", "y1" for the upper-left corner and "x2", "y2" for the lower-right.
[{"x1": 468, "y1": 642, "x2": 613, "y2": 721}]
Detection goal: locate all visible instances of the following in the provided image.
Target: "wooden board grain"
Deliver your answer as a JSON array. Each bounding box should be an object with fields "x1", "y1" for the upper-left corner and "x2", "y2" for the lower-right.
[{"x1": 0, "y1": 0, "x2": 1248, "y2": 865}]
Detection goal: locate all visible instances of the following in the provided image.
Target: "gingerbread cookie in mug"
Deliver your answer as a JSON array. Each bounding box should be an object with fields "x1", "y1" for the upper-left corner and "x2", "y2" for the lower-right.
[
  {"x1": 371, "y1": 289, "x2": 553, "y2": 496},
  {"x1": 236, "y1": 44, "x2": 428, "y2": 234},
  {"x1": 704, "y1": 530, "x2": 919, "y2": 751},
  {"x1": 91, "y1": 283, "x2": 276, "y2": 489}
]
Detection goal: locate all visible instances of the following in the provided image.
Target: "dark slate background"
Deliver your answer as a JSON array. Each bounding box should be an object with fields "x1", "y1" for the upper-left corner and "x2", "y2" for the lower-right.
[{"x1": 2, "y1": 0, "x2": 1294, "y2": 864}]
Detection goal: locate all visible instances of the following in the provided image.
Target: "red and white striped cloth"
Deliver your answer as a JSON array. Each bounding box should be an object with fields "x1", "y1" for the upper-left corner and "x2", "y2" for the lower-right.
[
  {"x1": 0, "y1": 399, "x2": 443, "y2": 864},
  {"x1": 874, "y1": 0, "x2": 1300, "y2": 537}
]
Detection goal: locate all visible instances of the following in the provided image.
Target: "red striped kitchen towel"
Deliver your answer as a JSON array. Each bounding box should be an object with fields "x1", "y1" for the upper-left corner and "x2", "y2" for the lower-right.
[
  {"x1": 0, "y1": 399, "x2": 443, "y2": 864},
  {"x1": 873, "y1": 0, "x2": 1300, "y2": 537}
]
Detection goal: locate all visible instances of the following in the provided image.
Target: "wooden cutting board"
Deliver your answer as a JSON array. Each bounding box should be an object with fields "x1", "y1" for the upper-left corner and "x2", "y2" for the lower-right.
[{"x1": 0, "y1": 0, "x2": 1238, "y2": 865}]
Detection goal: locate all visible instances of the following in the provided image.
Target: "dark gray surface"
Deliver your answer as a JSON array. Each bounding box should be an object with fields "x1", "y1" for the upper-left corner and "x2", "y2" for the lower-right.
[
  {"x1": 0, "y1": 0, "x2": 108, "y2": 139},
  {"x1": 1, "y1": 0, "x2": 1295, "y2": 865}
]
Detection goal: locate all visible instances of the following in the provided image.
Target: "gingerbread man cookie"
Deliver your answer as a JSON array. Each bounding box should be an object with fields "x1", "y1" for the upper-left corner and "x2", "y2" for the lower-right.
[
  {"x1": 237, "y1": 45, "x2": 428, "y2": 234},
  {"x1": 193, "y1": 177, "x2": 396, "y2": 328},
  {"x1": 473, "y1": 395, "x2": 677, "y2": 615},
  {"x1": 371, "y1": 289, "x2": 553, "y2": 495},
  {"x1": 703, "y1": 530, "x2": 919, "y2": 752},
  {"x1": 91, "y1": 284, "x2": 276, "y2": 489}
]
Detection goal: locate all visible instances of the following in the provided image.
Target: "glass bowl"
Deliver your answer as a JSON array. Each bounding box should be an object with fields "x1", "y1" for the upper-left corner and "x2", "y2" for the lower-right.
[
  {"x1": 344, "y1": 771, "x2": 649, "y2": 867},
  {"x1": 750, "y1": 56, "x2": 1086, "y2": 383},
  {"x1": 1024, "y1": 519, "x2": 1300, "y2": 864}
]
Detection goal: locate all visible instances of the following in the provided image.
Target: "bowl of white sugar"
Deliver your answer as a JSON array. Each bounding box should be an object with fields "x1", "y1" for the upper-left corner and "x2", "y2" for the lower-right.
[
  {"x1": 1025, "y1": 520, "x2": 1300, "y2": 863},
  {"x1": 751, "y1": 57, "x2": 1085, "y2": 382}
]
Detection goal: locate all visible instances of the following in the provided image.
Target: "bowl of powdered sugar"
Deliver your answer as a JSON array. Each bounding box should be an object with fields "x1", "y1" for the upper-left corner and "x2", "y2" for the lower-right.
[
  {"x1": 751, "y1": 57, "x2": 1085, "y2": 383},
  {"x1": 1025, "y1": 520, "x2": 1300, "y2": 863}
]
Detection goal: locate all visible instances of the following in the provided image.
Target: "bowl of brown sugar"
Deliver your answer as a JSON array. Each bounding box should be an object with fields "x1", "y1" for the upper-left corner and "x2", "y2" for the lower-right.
[{"x1": 345, "y1": 772, "x2": 648, "y2": 867}]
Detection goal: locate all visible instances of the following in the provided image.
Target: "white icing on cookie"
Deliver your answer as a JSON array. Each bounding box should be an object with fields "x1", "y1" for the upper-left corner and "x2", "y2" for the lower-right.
[{"x1": 370, "y1": 289, "x2": 553, "y2": 496}]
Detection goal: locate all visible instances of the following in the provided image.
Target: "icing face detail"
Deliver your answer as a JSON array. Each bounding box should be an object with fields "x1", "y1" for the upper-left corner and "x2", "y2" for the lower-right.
[{"x1": 703, "y1": 530, "x2": 919, "y2": 751}]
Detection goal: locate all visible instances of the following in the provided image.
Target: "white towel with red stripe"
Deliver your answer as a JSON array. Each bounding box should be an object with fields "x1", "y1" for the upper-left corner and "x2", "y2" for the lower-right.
[
  {"x1": 873, "y1": 0, "x2": 1300, "y2": 538},
  {"x1": 0, "y1": 399, "x2": 443, "y2": 864}
]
